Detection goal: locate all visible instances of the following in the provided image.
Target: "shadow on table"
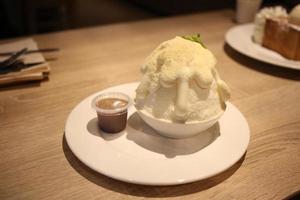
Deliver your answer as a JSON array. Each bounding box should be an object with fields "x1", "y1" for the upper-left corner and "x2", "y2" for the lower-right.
[
  {"x1": 284, "y1": 191, "x2": 300, "y2": 200},
  {"x1": 62, "y1": 134, "x2": 246, "y2": 197},
  {"x1": 223, "y1": 43, "x2": 300, "y2": 81}
]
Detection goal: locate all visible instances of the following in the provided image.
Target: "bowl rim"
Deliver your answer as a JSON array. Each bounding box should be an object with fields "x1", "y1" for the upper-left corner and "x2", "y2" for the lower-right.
[{"x1": 136, "y1": 105, "x2": 225, "y2": 125}]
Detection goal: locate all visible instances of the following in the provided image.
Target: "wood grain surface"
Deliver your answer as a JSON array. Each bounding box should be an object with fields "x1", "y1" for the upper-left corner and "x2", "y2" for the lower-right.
[{"x1": 0, "y1": 10, "x2": 300, "y2": 200}]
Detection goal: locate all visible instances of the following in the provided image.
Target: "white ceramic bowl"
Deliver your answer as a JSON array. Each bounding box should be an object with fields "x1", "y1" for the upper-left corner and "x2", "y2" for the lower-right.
[{"x1": 136, "y1": 109, "x2": 224, "y2": 139}]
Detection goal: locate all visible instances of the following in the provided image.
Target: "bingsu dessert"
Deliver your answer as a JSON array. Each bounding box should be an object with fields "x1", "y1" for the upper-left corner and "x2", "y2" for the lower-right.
[{"x1": 134, "y1": 35, "x2": 230, "y2": 138}]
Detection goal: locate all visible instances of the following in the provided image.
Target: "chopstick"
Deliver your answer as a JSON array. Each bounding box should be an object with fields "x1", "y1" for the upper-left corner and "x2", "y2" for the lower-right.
[
  {"x1": 0, "y1": 48, "x2": 59, "y2": 56},
  {"x1": 0, "y1": 48, "x2": 28, "y2": 69},
  {"x1": 0, "y1": 63, "x2": 49, "y2": 78},
  {"x1": 0, "y1": 61, "x2": 46, "y2": 74}
]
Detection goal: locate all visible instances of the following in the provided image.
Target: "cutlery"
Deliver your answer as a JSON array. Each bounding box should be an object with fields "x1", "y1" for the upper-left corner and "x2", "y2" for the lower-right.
[
  {"x1": 0, "y1": 48, "x2": 27, "y2": 69},
  {"x1": 0, "y1": 60, "x2": 45, "y2": 74},
  {"x1": 0, "y1": 48, "x2": 59, "y2": 56}
]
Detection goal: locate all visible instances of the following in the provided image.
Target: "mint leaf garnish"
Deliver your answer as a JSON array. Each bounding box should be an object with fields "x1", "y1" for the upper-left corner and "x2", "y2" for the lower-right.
[{"x1": 182, "y1": 34, "x2": 206, "y2": 48}]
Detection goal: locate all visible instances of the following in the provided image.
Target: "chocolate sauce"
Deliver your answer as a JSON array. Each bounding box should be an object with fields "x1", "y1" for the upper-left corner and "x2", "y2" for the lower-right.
[
  {"x1": 96, "y1": 98, "x2": 128, "y2": 110},
  {"x1": 96, "y1": 98, "x2": 128, "y2": 133}
]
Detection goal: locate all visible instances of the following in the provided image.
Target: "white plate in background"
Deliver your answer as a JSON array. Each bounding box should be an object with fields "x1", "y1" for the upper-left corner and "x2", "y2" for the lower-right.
[{"x1": 225, "y1": 24, "x2": 300, "y2": 70}]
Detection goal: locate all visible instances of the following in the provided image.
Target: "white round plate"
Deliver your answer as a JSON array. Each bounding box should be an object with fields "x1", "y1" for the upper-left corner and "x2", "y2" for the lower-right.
[
  {"x1": 65, "y1": 82, "x2": 250, "y2": 185},
  {"x1": 225, "y1": 24, "x2": 300, "y2": 70}
]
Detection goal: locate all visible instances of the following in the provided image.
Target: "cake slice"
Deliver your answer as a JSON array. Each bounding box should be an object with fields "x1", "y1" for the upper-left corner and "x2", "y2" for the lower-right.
[
  {"x1": 262, "y1": 18, "x2": 300, "y2": 60},
  {"x1": 253, "y1": 5, "x2": 300, "y2": 61}
]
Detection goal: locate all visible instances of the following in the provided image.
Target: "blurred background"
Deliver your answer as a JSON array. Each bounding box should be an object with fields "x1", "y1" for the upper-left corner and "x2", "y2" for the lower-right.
[{"x1": 0, "y1": 0, "x2": 299, "y2": 39}]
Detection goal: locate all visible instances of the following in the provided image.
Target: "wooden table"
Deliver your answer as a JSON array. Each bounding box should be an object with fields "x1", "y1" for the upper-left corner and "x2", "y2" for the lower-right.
[{"x1": 1, "y1": 10, "x2": 299, "y2": 200}]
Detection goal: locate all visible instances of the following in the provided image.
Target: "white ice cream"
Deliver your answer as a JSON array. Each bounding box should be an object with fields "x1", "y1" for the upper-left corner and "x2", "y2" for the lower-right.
[
  {"x1": 135, "y1": 36, "x2": 230, "y2": 123},
  {"x1": 253, "y1": 6, "x2": 288, "y2": 44}
]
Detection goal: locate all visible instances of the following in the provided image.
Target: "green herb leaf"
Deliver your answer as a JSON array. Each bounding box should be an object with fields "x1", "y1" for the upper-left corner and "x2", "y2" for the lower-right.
[{"x1": 182, "y1": 34, "x2": 206, "y2": 48}]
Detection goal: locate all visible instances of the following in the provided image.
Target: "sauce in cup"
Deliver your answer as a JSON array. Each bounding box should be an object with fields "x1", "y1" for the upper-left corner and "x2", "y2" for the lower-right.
[{"x1": 92, "y1": 92, "x2": 131, "y2": 133}]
